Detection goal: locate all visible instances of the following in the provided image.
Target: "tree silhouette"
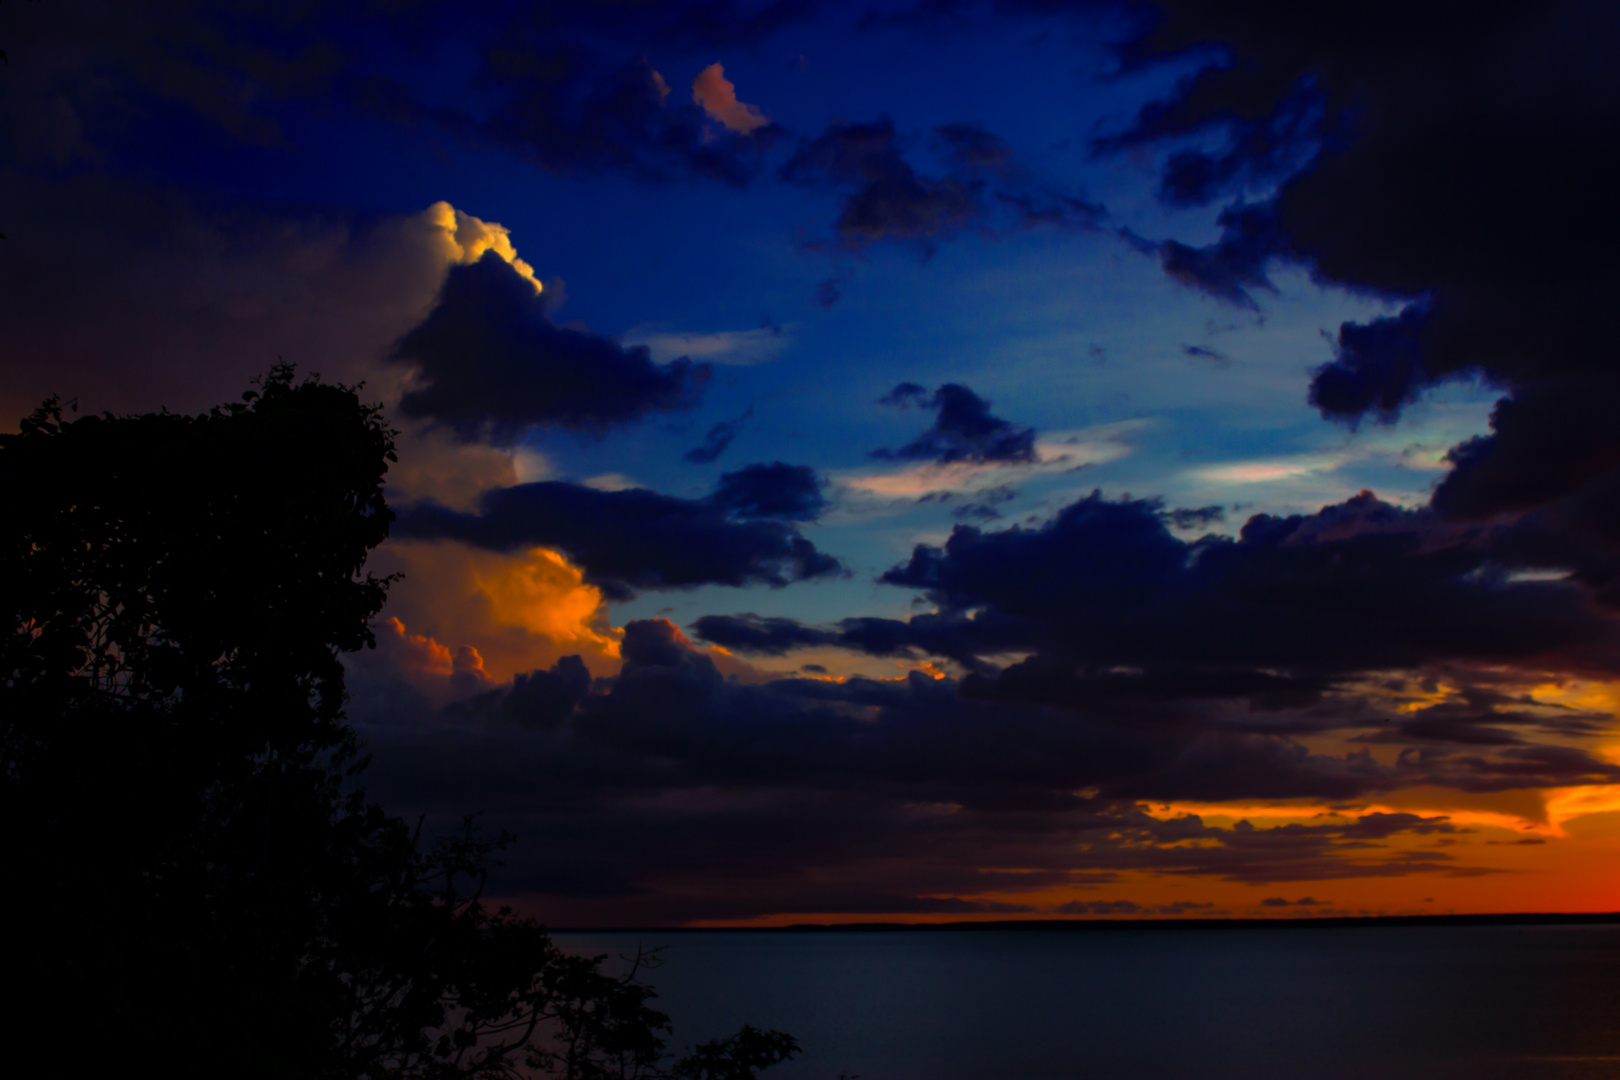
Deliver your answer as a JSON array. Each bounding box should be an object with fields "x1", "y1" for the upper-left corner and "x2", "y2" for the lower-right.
[{"x1": 0, "y1": 367, "x2": 796, "y2": 1080}]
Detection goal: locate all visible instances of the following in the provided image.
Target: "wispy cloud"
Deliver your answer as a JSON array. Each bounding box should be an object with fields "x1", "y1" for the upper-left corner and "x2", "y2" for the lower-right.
[
  {"x1": 1193, "y1": 456, "x2": 1344, "y2": 485},
  {"x1": 622, "y1": 324, "x2": 789, "y2": 366},
  {"x1": 838, "y1": 420, "x2": 1145, "y2": 500}
]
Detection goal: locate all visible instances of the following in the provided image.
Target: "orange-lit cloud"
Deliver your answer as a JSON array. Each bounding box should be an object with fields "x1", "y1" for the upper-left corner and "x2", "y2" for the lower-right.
[
  {"x1": 373, "y1": 541, "x2": 621, "y2": 685},
  {"x1": 692, "y1": 63, "x2": 769, "y2": 134},
  {"x1": 379, "y1": 616, "x2": 495, "y2": 702},
  {"x1": 421, "y1": 199, "x2": 542, "y2": 293}
]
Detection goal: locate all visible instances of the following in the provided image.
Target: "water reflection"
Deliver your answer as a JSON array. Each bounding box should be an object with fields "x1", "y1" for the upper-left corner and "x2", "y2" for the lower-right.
[{"x1": 553, "y1": 925, "x2": 1620, "y2": 1080}]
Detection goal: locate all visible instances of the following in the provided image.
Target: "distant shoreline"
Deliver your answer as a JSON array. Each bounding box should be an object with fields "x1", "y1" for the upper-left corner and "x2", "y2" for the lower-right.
[{"x1": 549, "y1": 912, "x2": 1620, "y2": 933}]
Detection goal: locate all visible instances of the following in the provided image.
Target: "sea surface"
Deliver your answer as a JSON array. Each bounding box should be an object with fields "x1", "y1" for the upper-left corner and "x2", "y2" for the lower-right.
[{"x1": 552, "y1": 923, "x2": 1620, "y2": 1080}]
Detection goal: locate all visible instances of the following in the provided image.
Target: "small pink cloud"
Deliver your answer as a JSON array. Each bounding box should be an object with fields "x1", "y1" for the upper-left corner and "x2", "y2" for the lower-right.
[{"x1": 692, "y1": 63, "x2": 769, "y2": 135}]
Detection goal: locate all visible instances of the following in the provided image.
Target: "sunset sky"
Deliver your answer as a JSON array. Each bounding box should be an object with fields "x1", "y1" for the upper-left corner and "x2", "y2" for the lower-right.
[{"x1": 6, "y1": 0, "x2": 1620, "y2": 925}]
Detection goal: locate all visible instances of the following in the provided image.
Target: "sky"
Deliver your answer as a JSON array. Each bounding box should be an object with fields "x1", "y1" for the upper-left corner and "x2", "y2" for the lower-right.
[{"x1": 5, "y1": 0, "x2": 1620, "y2": 926}]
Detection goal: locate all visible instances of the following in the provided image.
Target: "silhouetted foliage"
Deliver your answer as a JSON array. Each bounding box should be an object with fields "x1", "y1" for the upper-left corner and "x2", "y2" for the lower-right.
[{"x1": 0, "y1": 367, "x2": 796, "y2": 1080}]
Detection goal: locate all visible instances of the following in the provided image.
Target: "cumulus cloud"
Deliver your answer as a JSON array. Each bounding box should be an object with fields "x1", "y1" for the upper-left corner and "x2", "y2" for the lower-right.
[
  {"x1": 0, "y1": 182, "x2": 485, "y2": 422},
  {"x1": 360, "y1": 541, "x2": 623, "y2": 684},
  {"x1": 390, "y1": 252, "x2": 711, "y2": 443},
  {"x1": 698, "y1": 485, "x2": 1620, "y2": 755},
  {"x1": 709, "y1": 462, "x2": 828, "y2": 521},
  {"x1": 375, "y1": 616, "x2": 496, "y2": 701},
  {"x1": 877, "y1": 490, "x2": 1616, "y2": 676}
]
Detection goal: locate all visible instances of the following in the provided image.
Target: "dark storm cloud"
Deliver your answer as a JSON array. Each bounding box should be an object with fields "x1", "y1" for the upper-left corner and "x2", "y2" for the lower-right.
[
  {"x1": 393, "y1": 478, "x2": 842, "y2": 601},
  {"x1": 499, "y1": 656, "x2": 594, "y2": 732},
  {"x1": 1094, "y1": 1, "x2": 1620, "y2": 557},
  {"x1": 698, "y1": 474, "x2": 1620, "y2": 721},
  {"x1": 875, "y1": 490, "x2": 1617, "y2": 675},
  {"x1": 871, "y1": 383, "x2": 1037, "y2": 465},
  {"x1": 1307, "y1": 304, "x2": 1432, "y2": 423},
  {"x1": 690, "y1": 614, "x2": 838, "y2": 656},
  {"x1": 351, "y1": 621, "x2": 1515, "y2": 922},
  {"x1": 390, "y1": 252, "x2": 709, "y2": 443},
  {"x1": 690, "y1": 486, "x2": 1620, "y2": 722},
  {"x1": 1407, "y1": 744, "x2": 1620, "y2": 794},
  {"x1": 708, "y1": 462, "x2": 828, "y2": 521}
]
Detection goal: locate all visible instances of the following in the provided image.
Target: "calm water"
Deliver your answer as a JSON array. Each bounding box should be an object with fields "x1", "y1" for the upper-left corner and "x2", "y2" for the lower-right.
[{"x1": 553, "y1": 925, "x2": 1620, "y2": 1080}]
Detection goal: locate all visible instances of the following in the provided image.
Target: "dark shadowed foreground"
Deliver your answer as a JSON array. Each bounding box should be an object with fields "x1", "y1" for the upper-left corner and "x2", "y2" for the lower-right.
[{"x1": 0, "y1": 371, "x2": 793, "y2": 1080}]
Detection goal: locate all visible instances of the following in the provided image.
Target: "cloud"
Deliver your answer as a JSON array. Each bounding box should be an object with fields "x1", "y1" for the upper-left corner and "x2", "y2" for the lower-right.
[
  {"x1": 475, "y1": 52, "x2": 779, "y2": 185},
  {"x1": 393, "y1": 477, "x2": 843, "y2": 601},
  {"x1": 1308, "y1": 304, "x2": 1433, "y2": 423},
  {"x1": 781, "y1": 115, "x2": 982, "y2": 250},
  {"x1": 839, "y1": 420, "x2": 1140, "y2": 501},
  {"x1": 876, "y1": 489, "x2": 1616, "y2": 677},
  {"x1": 1054, "y1": 899, "x2": 1217, "y2": 916},
  {"x1": 353, "y1": 621, "x2": 1513, "y2": 924},
  {"x1": 872, "y1": 383, "x2": 1037, "y2": 466},
  {"x1": 622, "y1": 326, "x2": 787, "y2": 366},
  {"x1": 356, "y1": 542, "x2": 623, "y2": 687},
  {"x1": 390, "y1": 252, "x2": 710, "y2": 443},
  {"x1": 684, "y1": 407, "x2": 755, "y2": 464},
  {"x1": 0, "y1": 183, "x2": 500, "y2": 423},
  {"x1": 2, "y1": 3, "x2": 796, "y2": 189},
  {"x1": 691, "y1": 614, "x2": 839, "y2": 656},
  {"x1": 1191, "y1": 455, "x2": 1342, "y2": 485},
  {"x1": 708, "y1": 462, "x2": 828, "y2": 521},
  {"x1": 422, "y1": 200, "x2": 543, "y2": 292},
  {"x1": 1094, "y1": 1, "x2": 1620, "y2": 592},
  {"x1": 780, "y1": 116, "x2": 1103, "y2": 254},
  {"x1": 1156, "y1": 202, "x2": 1281, "y2": 310},
  {"x1": 1165, "y1": 505, "x2": 1225, "y2": 530},
  {"x1": 1182, "y1": 344, "x2": 1231, "y2": 367},
  {"x1": 374, "y1": 617, "x2": 496, "y2": 702},
  {"x1": 692, "y1": 63, "x2": 770, "y2": 135}
]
